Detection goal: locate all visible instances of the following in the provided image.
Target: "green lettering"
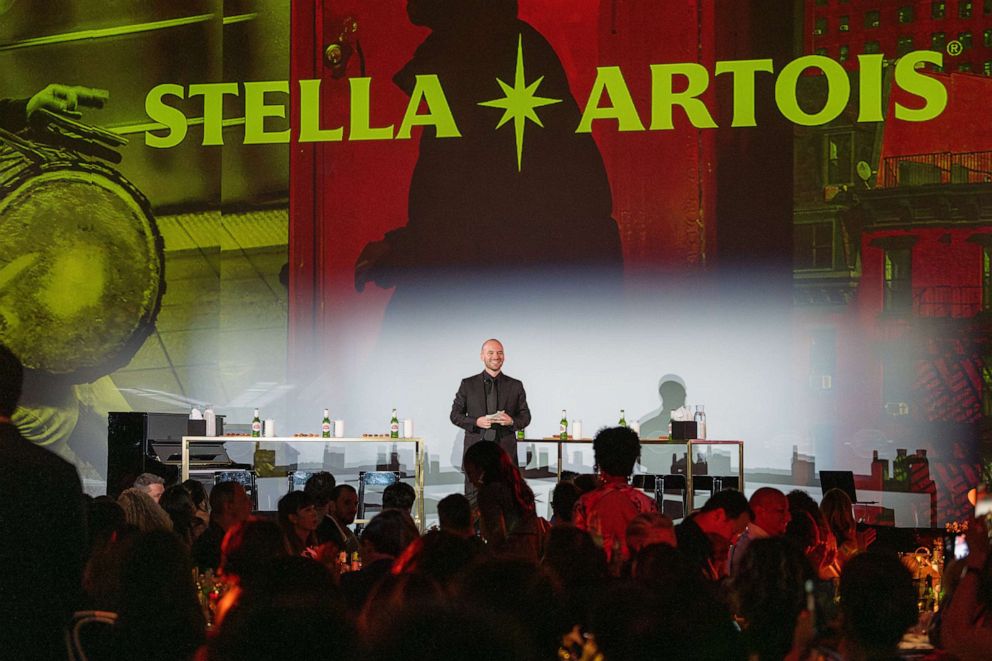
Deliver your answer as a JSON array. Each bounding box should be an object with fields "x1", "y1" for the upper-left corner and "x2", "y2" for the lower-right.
[
  {"x1": 856, "y1": 55, "x2": 885, "y2": 122},
  {"x1": 776, "y1": 55, "x2": 848, "y2": 126},
  {"x1": 188, "y1": 82, "x2": 238, "y2": 146},
  {"x1": 349, "y1": 77, "x2": 394, "y2": 140},
  {"x1": 894, "y1": 51, "x2": 947, "y2": 122},
  {"x1": 650, "y1": 63, "x2": 717, "y2": 129},
  {"x1": 144, "y1": 84, "x2": 187, "y2": 148},
  {"x1": 713, "y1": 59, "x2": 774, "y2": 127},
  {"x1": 576, "y1": 67, "x2": 645, "y2": 133},
  {"x1": 243, "y1": 80, "x2": 291, "y2": 144},
  {"x1": 396, "y1": 75, "x2": 460, "y2": 139},
  {"x1": 298, "y1": 79, "x2": 343, "y2": 142}
]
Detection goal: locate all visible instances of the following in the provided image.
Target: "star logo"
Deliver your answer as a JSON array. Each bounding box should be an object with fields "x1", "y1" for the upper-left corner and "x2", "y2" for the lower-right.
[{"x1": 479, "y1": 34, "x2": 562, "y2": 171}]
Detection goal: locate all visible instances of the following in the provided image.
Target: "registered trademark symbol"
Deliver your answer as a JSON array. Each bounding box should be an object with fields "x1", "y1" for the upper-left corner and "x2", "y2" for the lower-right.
[{"x1": 946, "y1": 40, "x2": 963, "y2": 56}]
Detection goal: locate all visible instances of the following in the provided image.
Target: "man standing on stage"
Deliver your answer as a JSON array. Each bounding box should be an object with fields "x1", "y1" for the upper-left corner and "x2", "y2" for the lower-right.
[{"x1": 450, "y1": 339, "x2": 531, "y2": 460}]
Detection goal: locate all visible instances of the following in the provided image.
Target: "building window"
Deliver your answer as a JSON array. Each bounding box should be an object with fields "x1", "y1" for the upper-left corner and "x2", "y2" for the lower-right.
[
  {"x1": 865, "y1": 10, "x2": 881, "y2": 27},
  {"x1": 986, "y1": 0, "x2": 992, "y2": 15},
  {"x1": 795, "y1": 222, "x2": 835, "y2": 270},
  {"x1": 814, "y1": 17, "x2": 828, "y2": 35},
  {"x1": 959, "y1": 32, "x2": 973, "y2": 49},
  {"x1": 959, "y1": 62, "x2": 973, "y2": 71},
  {"x1": 809, "y1": 329, "x2": 837, "y2": 389},
  {"x1": 897, "y1": 35, "x2": 915, "y2": 54},
  {"x1": 884, "y1": 248, "x2": 913, "y2": 312},
  {"x1": 815, "y1": 47, "x2": 829, "y2": 56},
  {"x1": 984, "y1": 60, "x2": 992, "y2": 75},
  {"x1": 932, "y1": 32, "x2": 947, "y2": 50},
  {"x1": 839, "y1": 44, "x2": 850, "y2": 62},
  {"x1": 898, "y1": 5, "x2": 915, "y2": 22},
  {"x1": 932, "y1": 1, "x2": 946, "y2": 18},
  {"x1": 960, "y1": 1, "x2": 973, "y2": 17},
  {"x1": 882, "y1": 346, "x2": 914, "y2": 415},
  {"x1": 825, "y1": 132, "x2": 854, "y2": 184},
  {"x1": 864, "y1": 40, "x2": 882, "y2": 53},
  {"x1": 816, "y1": 0, "x2": 828, "y2": 5},
  {"x1": 839, "y1": 15, "x2": 850, "y2": 31}
]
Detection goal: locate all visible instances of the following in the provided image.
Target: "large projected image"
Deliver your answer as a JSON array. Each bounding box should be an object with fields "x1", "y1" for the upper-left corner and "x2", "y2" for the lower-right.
[{"x1": 0, "y1": 1, "x2": 987, "y2": 527}]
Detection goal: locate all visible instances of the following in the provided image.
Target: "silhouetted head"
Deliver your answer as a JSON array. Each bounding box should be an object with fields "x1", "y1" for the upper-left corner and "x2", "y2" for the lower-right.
[
  {"x1": 303, "y1": 471, "x2": 337, "y2": 508},
  {"x1": 592, "y1": 426, "x2": 641, "y2": 478},
  {"x1": 383, "y1": 481, "x2": 416, "y2": 512},
  {"x1": 657, "y1": 374, "x2": 686, "y2": 409},
  {"x1": 437, "y1": 493, "x2": 473, "y2": 534},
  {"x1": 839, "y1": 552, "x2": 918, "y2": 655},
  {"x1": 220, "y1": 517, "x2": 289, "y2": 581}
]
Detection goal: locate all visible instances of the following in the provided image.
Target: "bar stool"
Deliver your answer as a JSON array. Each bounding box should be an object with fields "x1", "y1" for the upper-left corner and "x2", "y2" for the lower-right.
[{"x1": 657, "y1": 474, "x2": 689, "y2": 520}]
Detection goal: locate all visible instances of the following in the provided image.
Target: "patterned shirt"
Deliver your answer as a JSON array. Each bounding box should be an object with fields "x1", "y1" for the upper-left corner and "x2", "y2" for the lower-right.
[{"x1": 573, "y1": 476, "x2": 658, "y2": 562}]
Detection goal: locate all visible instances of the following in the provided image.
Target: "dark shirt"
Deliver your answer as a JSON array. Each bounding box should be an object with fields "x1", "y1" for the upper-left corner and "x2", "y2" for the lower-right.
[
  {"x1": 477, "y1": 481, "x2": 542, "y2": 561},
  {"x1": 675, "y1": 514, "x2": 715, "y2": 580},
  {"x1": 191, "y1": 520, "x2": 226, "y2": 571},
  {"x1": 340, "y1": 558, "x2": 394, "y2": 612},
  {"x1": 316, "y1": 514, "x2": 338, "y2": 546},
  {"x1": 0, "y1": 422, "x2": 86, "y2": 660},
  {"x1": 317, "y1": 514, "x2": 359, "y2": 556}
]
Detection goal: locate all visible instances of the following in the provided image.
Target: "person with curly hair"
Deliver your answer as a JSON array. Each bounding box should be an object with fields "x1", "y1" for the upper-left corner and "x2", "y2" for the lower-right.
[{"x1": 574, "y1": 426, "x2": 657, "y2": 565}]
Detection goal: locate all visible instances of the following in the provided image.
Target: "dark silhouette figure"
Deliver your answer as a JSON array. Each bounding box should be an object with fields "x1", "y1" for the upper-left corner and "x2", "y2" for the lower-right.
[
  {"x1": 355, "y1": 0, "x2": 622, "y2": 315},
  {"x1": 639, "y1": 374, "x2": 687, "y2": 439}
]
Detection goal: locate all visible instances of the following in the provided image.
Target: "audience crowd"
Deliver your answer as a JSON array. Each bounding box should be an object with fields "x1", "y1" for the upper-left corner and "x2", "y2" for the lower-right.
[{"x1": 3, "y1": 345, "x2": 992, "y2": 660}]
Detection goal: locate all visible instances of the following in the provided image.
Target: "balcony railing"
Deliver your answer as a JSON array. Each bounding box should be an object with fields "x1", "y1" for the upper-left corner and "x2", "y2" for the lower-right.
[
  {"x1": 880, "y1": 151, "x2": 992, "y2": 188},
  {"x1": 912, "y1": 285, "x2": 984, "y2": 318}
]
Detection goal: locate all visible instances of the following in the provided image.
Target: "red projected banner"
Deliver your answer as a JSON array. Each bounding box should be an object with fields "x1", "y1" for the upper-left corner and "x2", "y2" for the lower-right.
[{"x1": 287, "y1": 0, "x2": 795, "y2": 371}]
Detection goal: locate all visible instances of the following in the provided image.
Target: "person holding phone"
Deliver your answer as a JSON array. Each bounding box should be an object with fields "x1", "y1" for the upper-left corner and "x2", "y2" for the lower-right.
[{"x1": 941, "y1": 514, "x2": 992, "y2": 660}]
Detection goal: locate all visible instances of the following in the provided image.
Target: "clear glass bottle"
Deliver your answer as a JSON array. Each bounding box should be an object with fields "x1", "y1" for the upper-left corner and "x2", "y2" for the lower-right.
[{"x1": 694, "y1": 404, "x2": 706, "y2": 440}]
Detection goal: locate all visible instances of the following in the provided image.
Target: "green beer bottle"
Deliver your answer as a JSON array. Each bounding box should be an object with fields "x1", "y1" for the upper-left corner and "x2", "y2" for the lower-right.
[
  {"x1": 321, "y1": 408, "x2": 331, "y2": 438},
  {"x1": 619, "y1": 409, "x2": 627, "y2": 427},
  {"x1": 390, "y1": 408, "x2": 400, "y2": 438},
  {"x1": 559, "y1": 410, "x2": 568, "y2": 441},
  {"x1": 251, "y1": 408, "x2": 262, "y2": 437}
]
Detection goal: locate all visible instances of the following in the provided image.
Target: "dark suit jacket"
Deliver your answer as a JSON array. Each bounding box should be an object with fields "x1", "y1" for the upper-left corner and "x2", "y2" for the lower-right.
[
  {"x1": 450, "y1": 371, "x2": 531, "y2": 457},
  {"x1": 317, "y1": 514, "x2": 359, "y2": 555},
  {"x1": 0, "y1": 422, "x2": 86, "y2": 659}
]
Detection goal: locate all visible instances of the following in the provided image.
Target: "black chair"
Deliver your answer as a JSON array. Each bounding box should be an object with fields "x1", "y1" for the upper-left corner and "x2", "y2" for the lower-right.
[{"x1": 356, "y1": 470, "x2": 401, "y2": 523}]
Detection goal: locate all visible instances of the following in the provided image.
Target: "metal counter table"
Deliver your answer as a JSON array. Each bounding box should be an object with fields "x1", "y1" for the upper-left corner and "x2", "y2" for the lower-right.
[
  {"x1": 518, "y1": 437, "x2": 744, "y2": 512},
  {"x1": 181, "y1": 436, "x2": 425, "y2": 530}
]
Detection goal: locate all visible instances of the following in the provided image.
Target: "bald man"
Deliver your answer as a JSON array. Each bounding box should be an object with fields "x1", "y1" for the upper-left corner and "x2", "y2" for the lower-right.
[
  {"x1": 729, "y1": 487, "x2": 791, "y2": 575},
  {"x1": 450, "y1": 339, "x2": 531, "y2": 460}
]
